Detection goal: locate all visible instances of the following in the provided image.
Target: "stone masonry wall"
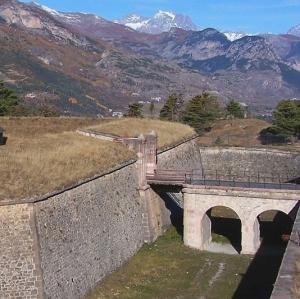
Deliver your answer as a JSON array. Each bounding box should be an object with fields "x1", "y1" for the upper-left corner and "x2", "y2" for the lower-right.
[
  {"x1": 2, "y1": 139, "x2": 300, "y2": 299},
  {"x1": 35, "y1": 163, "x2": 144, "y2": 299},
  {"x1": 198, "y1": 147, "x2": 300, "y2": 181},
  {"x1": 157, "y1": 139, "x2": 202, "y2": 171},
  {"x1": 271, "y1": 204, "x2": 300, "y2": 299},
  {"x1": 0, "y1": 204, "x2": 43, "y2": 299},
  {"x1": 34, "y1": 139, "x2": 202, "y2": 299}
]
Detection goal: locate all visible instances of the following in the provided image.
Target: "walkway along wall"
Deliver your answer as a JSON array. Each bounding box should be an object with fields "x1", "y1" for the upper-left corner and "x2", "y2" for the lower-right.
[{"x1": 0, "y1": 137, "x2": 201, "y2": 299}]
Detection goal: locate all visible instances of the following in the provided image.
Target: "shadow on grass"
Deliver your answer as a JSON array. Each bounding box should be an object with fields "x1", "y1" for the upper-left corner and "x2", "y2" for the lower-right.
[{"x1": 232, "y1": 212, "x2": 293, "y2": 299}]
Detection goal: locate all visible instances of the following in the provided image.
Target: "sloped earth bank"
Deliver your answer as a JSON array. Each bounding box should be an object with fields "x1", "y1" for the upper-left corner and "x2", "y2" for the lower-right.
[{"x1": 86, "y1": 227, "x2": 287, "y2": 299}]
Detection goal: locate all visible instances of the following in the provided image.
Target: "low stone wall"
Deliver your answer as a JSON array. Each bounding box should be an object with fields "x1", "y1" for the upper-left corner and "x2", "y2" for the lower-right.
[{"x1": 198, "y1": 147, "x2": 300, "y2": 181}]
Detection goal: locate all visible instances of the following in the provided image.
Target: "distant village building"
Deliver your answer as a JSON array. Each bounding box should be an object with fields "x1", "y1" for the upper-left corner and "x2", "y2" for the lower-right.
[
  {"x1": 239, "y1": 102, "x2": 249, "y2": 118},
  {"x1": 112, "y1": 111, "x2": 123, "y2": 118},
  {"x1": 151, "y1": 96, "x2": 162, "y2": 102},
  {"x1": 131, "y1": 93, "x2": 140, "y2": 97},
  {"x1": 25, "y1": 93, "x2": 37, "y2": 99}
]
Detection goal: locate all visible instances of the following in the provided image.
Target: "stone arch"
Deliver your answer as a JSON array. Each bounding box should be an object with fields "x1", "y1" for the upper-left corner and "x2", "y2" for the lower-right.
[
  {"x1": 256, "y1": 209, "x2": 293, "y2": 246},
  {"x1": 201, "y1": 205, "x2": 242, "y2": 253},
  {"x1": 241, "y1": 203, "x2": 296, "y2": 254},
  {"x1": 251, "y1": 205, "x2": 294, "y2": 221}
]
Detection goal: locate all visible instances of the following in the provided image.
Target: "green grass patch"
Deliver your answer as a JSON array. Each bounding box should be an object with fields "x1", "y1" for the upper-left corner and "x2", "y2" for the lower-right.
[{"x1": 86, "y1": 227, "x2": 252, "y2": 299}]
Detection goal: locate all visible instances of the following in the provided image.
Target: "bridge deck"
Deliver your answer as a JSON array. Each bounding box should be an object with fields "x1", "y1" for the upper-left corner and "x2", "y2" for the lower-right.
[{"x1": 147, "y1": 169, "x2": 300, "y2": 191}]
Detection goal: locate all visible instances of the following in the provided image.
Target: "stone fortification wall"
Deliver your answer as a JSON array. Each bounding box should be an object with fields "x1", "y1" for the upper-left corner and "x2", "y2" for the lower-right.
[
  {"x1": 2, "y1": 138, "x2": 300, "y2": 299},
  {"x1": 271, "y1": 204, "x2": 300, "y2": 299},
  {"x1": 0, "y1": 204, "x2": 43, "y2": 298},
  {"x1": 34, "y1": 138, "x2": 201, "y2": 299},
  {"x1": 198, "y1": 147, "x2": 300, "y2": 182},
  {"x1": 157, "y1": 139, "x2": 202, "y2": 170},
  {"x1": 35, "y1": 163, "x2": 144, "y2": 299}
]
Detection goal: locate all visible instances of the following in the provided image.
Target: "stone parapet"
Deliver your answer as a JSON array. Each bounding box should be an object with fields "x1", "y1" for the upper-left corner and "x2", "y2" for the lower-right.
[{"x1": 271, "y1": 204, "x2": 300, "y2": 299}]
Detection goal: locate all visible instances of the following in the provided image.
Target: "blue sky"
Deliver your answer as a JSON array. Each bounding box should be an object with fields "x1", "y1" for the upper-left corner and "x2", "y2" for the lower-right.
[{"x1": 22, "y1": 0, "x2": 300, "y2": 34}]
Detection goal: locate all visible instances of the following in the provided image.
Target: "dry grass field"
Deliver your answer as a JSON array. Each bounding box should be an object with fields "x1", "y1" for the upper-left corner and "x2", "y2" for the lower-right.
[
  {"x1": 0, "y1": 117, "x2": 133, "y2": 200},
  {"x1": 197, "y1": 118, "x2": 270, "y2": 147},
  {"x1": 198, "y1": 118, "x2": 300, "y2": 151},
  {"x1": 0, "y1": 117, "x2": 195, "y2": 200},
  {"x1": 89, "y1": 118, "x2": 196, "y2": 148}
]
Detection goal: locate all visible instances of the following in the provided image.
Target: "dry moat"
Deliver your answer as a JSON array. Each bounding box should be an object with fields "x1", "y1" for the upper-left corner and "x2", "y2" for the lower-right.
[{"x1": 86, "y1": 219, "x2": 290, "y2": 299}]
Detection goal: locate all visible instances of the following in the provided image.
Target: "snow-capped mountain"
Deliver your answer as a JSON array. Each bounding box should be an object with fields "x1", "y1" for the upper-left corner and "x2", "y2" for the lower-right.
[
  {"x1": 288, "y1": 24, "x2": 300, "y2": 37},
  {"x1": 115, "y1": 10, "x2": 199, "y2": 34},
  {"x1": 223, "y1": 31, "x2": 247, "y2": 41},
  {"x1": 31, "y1": 2, "x2": 105, "y2": 24}
]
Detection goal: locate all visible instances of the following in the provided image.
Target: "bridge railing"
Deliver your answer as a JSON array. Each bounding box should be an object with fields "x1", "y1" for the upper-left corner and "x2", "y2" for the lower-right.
[
  {"x1": 147, "y1": 168, "x2": 300, "y2": 190},
  {"x1": 186, "y1": 169, "x2": 300, "y2": 190}
]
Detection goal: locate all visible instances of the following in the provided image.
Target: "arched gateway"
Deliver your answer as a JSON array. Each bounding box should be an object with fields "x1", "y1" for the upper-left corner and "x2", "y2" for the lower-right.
[{"x1": 183, "y1": 186, "x2": 299, "y2": 254}]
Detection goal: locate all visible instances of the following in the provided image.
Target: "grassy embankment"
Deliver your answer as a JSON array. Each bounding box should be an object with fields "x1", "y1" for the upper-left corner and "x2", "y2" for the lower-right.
[
  {"x1": 88, "y1": 118, "x2": 196, "y2": 148},
  {"x1": 198, "y1": 118, "x2": 300, "y2": 151},
  {"x1": 0, "y1": 117, "x2": 195, "y2": 200}
]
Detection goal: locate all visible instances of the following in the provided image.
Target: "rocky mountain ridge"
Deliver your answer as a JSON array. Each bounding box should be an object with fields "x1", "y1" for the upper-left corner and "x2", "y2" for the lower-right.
[
  {"x1": 115, "y1": 10, "x2": 199, "y2": 34},
  {"x1": 288, "y1": 24, "x2": 300, "y2": 37},
  {"x1": 0, "y1": 0, "x2": 299, "y2": 115}
]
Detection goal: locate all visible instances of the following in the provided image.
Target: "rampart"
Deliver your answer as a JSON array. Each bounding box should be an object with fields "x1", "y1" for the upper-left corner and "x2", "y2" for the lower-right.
[
  {"x1": 1, "y1": 141, "x2": 300, "y2": 299},
  {"x1": 0, "y1": 137, "x2": 201, "y2": 299},
  {"x1": 198, "y1": 147, "x2": 300, "y2": 181}
]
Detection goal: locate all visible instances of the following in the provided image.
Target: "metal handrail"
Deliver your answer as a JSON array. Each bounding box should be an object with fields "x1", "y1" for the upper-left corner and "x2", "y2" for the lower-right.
[{"x1": 148, "y1": 168, "x2": 300, "y2": 190}]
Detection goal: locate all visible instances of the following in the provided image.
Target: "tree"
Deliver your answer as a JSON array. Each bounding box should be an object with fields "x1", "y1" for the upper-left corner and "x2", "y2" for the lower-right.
[
  {"x1": 259, "y1": 99, "x2": 300, "y2": 144},
  {"x1": 226, "y1": 100, "x2": 244, "y2": 119},
  {"x1": 0, "y1": 81, "x2": 19, "y2": 116},
  {"x1": 149, "y1": 102, "x2": 155, "y2": 118},
  {"x1": 159, "y1": 94, "x2": 184, "y2": 121},
  {"x1": 273, "y1": 100, "x2": 300, "y2": 136},
  {"x1": 182, "y1": 92, "x2": 221, "y2": 134},
  {"x1": 126, "y1": 102, "x2": 143, "y2": 118}
]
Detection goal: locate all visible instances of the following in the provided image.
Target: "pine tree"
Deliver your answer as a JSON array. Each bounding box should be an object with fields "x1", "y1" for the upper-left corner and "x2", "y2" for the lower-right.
[
  {"x1": 259, "y1": 99, "x2": 300, "y2": 144},
  {"x1": 159, "y1": 94, "x2": 184, "y2": 121},
  {"x1": 226, "y1": 100, "x2": 244, "y2": 119},
  {"x1": 273, "y1": 99, "x2": 300, "y2": 136},
  {"x1": 126, "y1": 102, "x2": 143, "y2": 118},
  {"x1": 0, "y1": 81, "x2": 19, "y2": 116},
  {"x1": 149, "y1": 102, "x2": 155, "y2": 118},
  {"x1": 182, "y1": 92, "x2": 220, "y2": 134}
]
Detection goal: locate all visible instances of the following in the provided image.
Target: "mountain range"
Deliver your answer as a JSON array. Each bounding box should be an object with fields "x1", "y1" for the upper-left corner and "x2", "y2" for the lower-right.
[
  {"x1": 0, "y1": 0, "x2": 299, "y2": 116},
  {"x1": 115, "y1": 10, "x2": 199, "y2": 35},
  {"x1": 115, "y1": 11, "x2": 248, "y2": 41}
]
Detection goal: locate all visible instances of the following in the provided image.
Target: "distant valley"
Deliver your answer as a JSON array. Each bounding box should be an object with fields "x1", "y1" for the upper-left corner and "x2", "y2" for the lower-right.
[{"x1": 0, "y1": 0, "x2": 300, "y2": 115}]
